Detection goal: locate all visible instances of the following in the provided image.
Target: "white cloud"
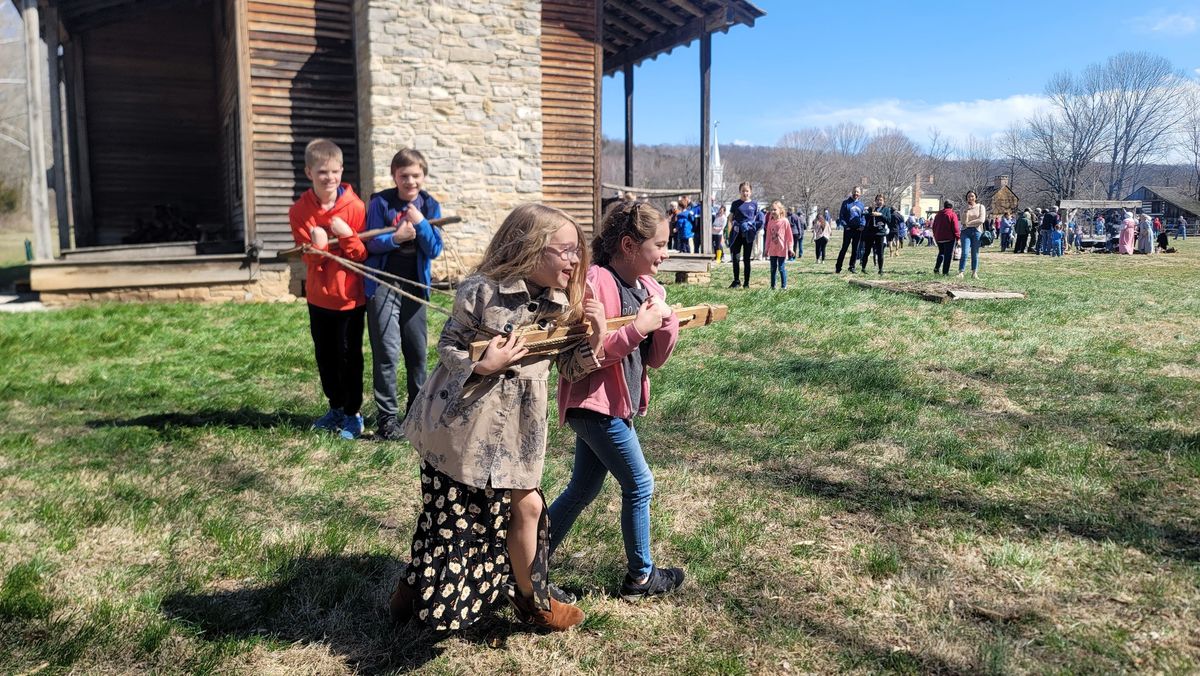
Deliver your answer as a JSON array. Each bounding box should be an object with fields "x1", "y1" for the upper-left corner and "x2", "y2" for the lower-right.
[
  {"x1": 1133, "y1": 11, "x2": 1198, "y2": 35},
  {"x1": 769, "y1": 94, "x2": 1053, "y2": 148},
  {"x1": 730, "y1": 138, "x2": 753, "y2": 147}
]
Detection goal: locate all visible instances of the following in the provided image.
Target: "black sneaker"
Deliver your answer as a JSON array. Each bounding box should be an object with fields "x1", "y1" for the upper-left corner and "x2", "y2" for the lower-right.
[
  {"x1": 620, "y1": 565, "x2": 685, "y2": 601},
  {"x1": 377, "y1": 415, "x2": 404, "y2": 441},
  {"x1": 729, "y1": 280, "x2": 740, "y2": 288},
  {"x1": 548, "y1": 582, "x2": 577, "y2": 605}
]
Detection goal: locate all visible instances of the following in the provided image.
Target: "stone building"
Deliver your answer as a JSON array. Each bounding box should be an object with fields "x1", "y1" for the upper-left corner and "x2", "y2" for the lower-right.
[{"x1": 13, "y1": 0, "x2": 762, "y2": 304}]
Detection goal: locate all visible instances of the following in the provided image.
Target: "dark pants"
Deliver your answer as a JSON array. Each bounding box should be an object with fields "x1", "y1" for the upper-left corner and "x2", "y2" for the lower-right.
[
  {"x1": 307, "y1": 303, "x2": 365, "y2": 415},
  {"x1": 678, "y1": 237, "x2": 691, "y2": 253},
  {"x1": 729, "y1": 235, "x2": 752, "y2": 285},
  {"x1": 835, "y1": 228, "x2": 862, "y2": 272},
  {"x1": 1014, "y1": 232, "x2": 1028, "y2": 253},
  {"x1": 814, "y1": 237, "x2": 827, "y2": 261},
  {"x1": 367, "y1": 287, "x2": 428, "y2": 420},
  {"x1": 859, "y1": 232, "x2": 885, "y2": 272},
  {"x1": 1037, "y1": 229, "x2": 1051, "y2": 254},
  {"x1": 934, "y1": 241, "x2": 954, "y2": 275},
  {"x1": 1000, "y1": 232, "x2": 1012, "y2": 251},
  {"x1": 711, "y1": 234, "x2": 722, "y2": 258}
]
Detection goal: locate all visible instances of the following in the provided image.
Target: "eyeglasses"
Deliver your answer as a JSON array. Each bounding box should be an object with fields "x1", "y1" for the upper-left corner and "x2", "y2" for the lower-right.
[{"x1": 544, "y1": 244, "x2": 582, "y2": 261}]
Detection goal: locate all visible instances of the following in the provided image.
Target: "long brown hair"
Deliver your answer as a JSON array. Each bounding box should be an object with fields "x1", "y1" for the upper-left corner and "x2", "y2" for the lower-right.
[
  {"x1": 592, "y1": 200, "x2": 665, "y2": 267},
  {"x1": 476, "y1": 204, "x2": 588, "y2": 322}
]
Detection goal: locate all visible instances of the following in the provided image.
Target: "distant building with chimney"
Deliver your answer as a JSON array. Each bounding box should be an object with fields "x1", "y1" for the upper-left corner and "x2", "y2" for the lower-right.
[{"x1": 982, "y1": 175, "x2": 1019, "y2": 217}]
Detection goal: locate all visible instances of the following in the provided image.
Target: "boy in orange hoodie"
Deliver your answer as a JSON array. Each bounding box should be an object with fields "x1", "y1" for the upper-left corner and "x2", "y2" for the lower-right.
[{"x1": 289, "y1": 138, "x2": 369, "y2": 438}]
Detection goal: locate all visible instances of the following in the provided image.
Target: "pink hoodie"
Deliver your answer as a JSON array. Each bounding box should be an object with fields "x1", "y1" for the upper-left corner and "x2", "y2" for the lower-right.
[
  {"x1": 764, "y1": 215, "x2": 793, "y2": 258},
  {"x1": 558, "y1": 265, "x2": 680, "y2": 422}
]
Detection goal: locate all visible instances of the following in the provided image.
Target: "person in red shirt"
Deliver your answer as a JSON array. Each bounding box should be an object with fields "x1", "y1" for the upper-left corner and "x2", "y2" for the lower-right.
[
  {"x1": 931, "y1": 200, "x2": 961, "y2": 276},
  {"x1": 289, "y1": 138, "x2": 368, "y2": 438}
]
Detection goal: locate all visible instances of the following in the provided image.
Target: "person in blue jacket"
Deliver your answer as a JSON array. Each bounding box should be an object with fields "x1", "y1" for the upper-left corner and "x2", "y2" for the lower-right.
[
  {"x1": 675, "y1": 195, "x2": 697, "y2": 252},
  {"x1": 835, "y1": 186, "x2": 866, "y2": 273},
  {"x1": 364, "y1": 149, "x2": 444, "y2": 440},
  {"x1": 728, "y1": 181, "x2": 763, "y2": 287}
]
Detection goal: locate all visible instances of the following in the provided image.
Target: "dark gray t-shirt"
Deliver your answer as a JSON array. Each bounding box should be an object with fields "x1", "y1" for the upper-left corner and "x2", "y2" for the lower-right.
[{"x1": 605, "y1": 266, "x2": 649, "y2": 415}]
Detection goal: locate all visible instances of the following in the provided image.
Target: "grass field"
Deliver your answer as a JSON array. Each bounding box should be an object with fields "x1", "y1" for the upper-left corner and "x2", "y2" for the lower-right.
[{"x1": 1, "y1": 237, "x2": 1198, "y2": 674}]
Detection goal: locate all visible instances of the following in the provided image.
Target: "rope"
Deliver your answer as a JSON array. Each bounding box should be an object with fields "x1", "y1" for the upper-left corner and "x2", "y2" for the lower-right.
[{"x1": 302, "y1": 245, "x2": 452, "y2": 317}]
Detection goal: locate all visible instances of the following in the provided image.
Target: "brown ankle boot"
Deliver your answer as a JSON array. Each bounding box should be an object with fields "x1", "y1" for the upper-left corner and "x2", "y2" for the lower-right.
[
  {"x1": 389, "y1": 578, "x2": 415, "y2": 624},
  {"x1": 509, "y1": 591, "x2": 584, "y2": 631}
]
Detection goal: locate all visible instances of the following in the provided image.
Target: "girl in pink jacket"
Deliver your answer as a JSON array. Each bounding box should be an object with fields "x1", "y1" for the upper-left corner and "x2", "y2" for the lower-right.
[
  {"x1": 764, "y1": 200, "x2": 794, "y2": 289},
  {"x1": 549, "y1": 201, "x2": 685, "y2": 601}
]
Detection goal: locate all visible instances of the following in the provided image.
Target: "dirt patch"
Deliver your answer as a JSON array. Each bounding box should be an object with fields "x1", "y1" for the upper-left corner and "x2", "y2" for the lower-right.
[{"x1": 851, "y1": 279, "x2": 1026, "y2": 303}]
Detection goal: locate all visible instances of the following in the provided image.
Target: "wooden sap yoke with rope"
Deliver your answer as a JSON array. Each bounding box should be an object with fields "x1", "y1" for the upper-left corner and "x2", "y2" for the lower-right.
[
  {"x1": 467, "y1": 304, "x2": 728, "y2": 361},
  {"x1": 277, "y1": 216, "x2": 463, "y2": 257}
]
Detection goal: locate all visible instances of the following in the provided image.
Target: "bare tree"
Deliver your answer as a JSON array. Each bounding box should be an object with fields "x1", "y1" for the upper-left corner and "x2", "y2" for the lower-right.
[
  {"x1": 1098, "y1": 52, "x2": 1187, "y2": 199},
  {"x1": 861, "y1": 128, "x2": 923, "y2": 206},
  {"x1": 777, "y1": 127, "x2": 839, "y2": 218},
  {"x1": 1008, "y1": 66, "x2": 1112, "y2": 200},
  {"x1": 1181, "y1": 82, "x2": 1200, "y2": 200}
]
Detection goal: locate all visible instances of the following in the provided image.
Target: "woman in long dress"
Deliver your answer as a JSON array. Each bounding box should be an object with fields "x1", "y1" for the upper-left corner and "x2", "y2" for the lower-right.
[
  {"x1": 1119, "y1": 212, "x2": 1137, "y2": 254},
  {"x1": 1137, "y1": 214, "x2": 1155, "y2": 254}
]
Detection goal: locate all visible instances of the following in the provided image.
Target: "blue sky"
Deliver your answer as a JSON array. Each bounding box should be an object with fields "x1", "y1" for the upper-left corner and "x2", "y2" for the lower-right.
[{"x1": 600, "y1": 0, "x2": 1200, "y2": 148}]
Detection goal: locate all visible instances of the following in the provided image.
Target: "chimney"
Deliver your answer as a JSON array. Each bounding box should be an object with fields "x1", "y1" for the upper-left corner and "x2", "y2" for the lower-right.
[{"x1": 995, "y1": 175, "x2": 1010, "y2": 189}]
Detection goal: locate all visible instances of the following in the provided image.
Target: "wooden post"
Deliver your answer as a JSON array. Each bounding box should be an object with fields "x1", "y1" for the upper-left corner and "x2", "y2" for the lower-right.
[
  {"x1": 698, "y1": 28, "x2": 712, "y2": 255},
  {"x1": 65, "y1": 37, "x2": 94, "y2": 245},
  {"x1": 44, "y1": 6, "x2": 71, "y2": 252},
  {"x1": 623, "y1": 63, "x2": 633, "y2": 190},
  {"x1": 21, "y1": 0, "x2": 53, "y2": 261},
  {"x1": 234, "y1": 0, "x2": 256, "y2": 251}
]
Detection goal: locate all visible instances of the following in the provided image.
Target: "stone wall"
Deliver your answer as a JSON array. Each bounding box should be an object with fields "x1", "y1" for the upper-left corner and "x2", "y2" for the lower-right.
[
  {"x1": 355, "y1": 0, "x2": 543, "y2": 280},
  {"x1": 39, "y1": 268, "x2": 297, "y2": 306}
]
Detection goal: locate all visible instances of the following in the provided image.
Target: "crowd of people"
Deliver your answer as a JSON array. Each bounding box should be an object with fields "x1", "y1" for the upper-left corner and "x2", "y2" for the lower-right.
[{"x1": 651, "y1": 183, "x2": 1192, "y2": 287}]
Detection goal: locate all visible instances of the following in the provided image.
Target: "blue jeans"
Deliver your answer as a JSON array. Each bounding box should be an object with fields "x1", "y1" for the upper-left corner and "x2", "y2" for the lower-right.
[
  {"x1": 959, "y1": 227, "x2": 981, "y2": 272},
  {"x1": 549, "y1": 411, "x2": 655, "y2": 579},
  {"x1": 769, "y1": 255, "x2": 788, "y2": 288}
]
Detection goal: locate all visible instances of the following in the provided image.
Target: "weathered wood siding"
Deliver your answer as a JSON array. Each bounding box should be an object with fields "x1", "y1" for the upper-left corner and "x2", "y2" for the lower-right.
[
  {"x1": 247, "y1": 0, "x2": 359, "y2": 254},
  {"x1": 541, "y1": 0, "x2": 602, "y2": 235},
  {"x1": 79, "y1": 2, "x2": 223, "y2": 245}
]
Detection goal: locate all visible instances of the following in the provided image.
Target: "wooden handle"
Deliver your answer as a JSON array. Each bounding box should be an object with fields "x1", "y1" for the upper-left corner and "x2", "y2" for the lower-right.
[
  {"x1": 467, "y1": 303, "x2": 729, "y2": 361},
  {"x1": 278, "y1": 215, "x2": 463, "y2": 257}
]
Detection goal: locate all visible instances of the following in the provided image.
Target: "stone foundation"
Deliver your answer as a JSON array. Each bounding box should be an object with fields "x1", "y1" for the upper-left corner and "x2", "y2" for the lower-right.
[
  {"x1": 39, "y1": 268, "x2": 297, "y2": 306},
  {"x1": 356, "y1": 0, "x2": 542, "y2": 279}
]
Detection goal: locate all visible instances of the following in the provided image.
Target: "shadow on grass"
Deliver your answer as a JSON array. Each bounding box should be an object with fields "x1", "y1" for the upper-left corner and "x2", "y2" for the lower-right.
[
  {"x1": 86, "y1": 407, "x2": 313, "y2": 431},
  {"x1": 0, "y1": 263, "x2": 30, "y2": 292},
  {"x1": 770, "y1": 468, "x2": 1200, "y2": 564},
  {"x1": 161, "y1": 554, "x2": 530, "y2": 673}
]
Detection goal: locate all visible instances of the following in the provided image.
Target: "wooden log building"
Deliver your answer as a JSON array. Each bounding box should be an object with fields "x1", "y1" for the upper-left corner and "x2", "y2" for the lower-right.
[{"x1": 14, "y1": 0, "x2": 762, "y2": 303}]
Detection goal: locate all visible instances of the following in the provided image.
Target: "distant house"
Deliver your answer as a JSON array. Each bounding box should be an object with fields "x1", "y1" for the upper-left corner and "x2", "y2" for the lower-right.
[
  {"x1": 1125, "y1": 186, "x2": 1200, "y2": 224},
  {"x1": 899, "y1": 174, "x2": 942, "y2": 218},
  {"x1": 982, "y1": 175, "x2": 1018, "y2": 217},
  {"x1": 12, "y1": 0, "x2": 763, "y2": 303}
]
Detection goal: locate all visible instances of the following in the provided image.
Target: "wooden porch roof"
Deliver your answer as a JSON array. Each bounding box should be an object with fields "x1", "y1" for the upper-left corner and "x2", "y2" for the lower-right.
[{"x1": 602, "y1": 0, "x2": 764, "y2": 75}]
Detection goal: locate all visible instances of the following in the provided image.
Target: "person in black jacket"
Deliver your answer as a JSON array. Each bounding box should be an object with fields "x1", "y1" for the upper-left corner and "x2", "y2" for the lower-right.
[
  {"x1": 859, "y1": 193, "x2": 890, "y2": 274},
  {"x1": 727, "y1": 182, "x2": 763, "y2": 288}
]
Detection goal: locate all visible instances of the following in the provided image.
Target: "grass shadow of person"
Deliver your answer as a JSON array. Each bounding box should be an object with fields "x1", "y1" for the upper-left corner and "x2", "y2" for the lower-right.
[
  {"x1": 159, "y1": 553, "x2": 532, "y2": 673},
  {"x1": 86, "y1": 407, "x2": 315, "y2": 431}
]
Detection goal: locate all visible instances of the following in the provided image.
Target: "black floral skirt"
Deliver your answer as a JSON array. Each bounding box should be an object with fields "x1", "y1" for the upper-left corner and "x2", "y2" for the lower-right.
[{"x1": 403, "y1": 462, "x2": 550, "y2": 632}]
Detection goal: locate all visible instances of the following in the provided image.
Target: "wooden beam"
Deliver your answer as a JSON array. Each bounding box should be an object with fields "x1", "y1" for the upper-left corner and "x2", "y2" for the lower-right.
[
  {"x1": 601, "y1": 182, "x2": 699, "y2": 197},
  {"x1": 65, "y1": 35, "x2": 93, "y2": 245},
  {"x1": 592, "y1": 0, "x2": 603, "y2": 232},
  {"x1": 663, "y1": 0, "x2": 704, "y2": 17},
  {"x1": 44, "y1": 5, "x2": 72, "y2": 252},
  {"x1": 604, "y1": 0, "x2": 661, "y2": 33},
  {"x1": 698, "y1": 27, "x2": 711, "y2": 253},
  {"x1": 623, "y1": 63, "x2": 633, "y2": 188},
  {"x1": 604, "y1": 16, "x2": 701, "y2": 75},
  {"x1": 21, "y1": 0, "x2": 53, "y2": 261},
  {"x1": 234, "y1": 0, "x2": 256, "y2": 249},
  {"x1": 30, "y1": 255, "x2": 257, "y2": 292}
]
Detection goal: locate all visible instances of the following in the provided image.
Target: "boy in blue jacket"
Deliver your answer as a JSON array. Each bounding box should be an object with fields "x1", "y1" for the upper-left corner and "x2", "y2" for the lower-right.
[{"x1": 364, "y1": 149, "x2": 444, "y2": 440}]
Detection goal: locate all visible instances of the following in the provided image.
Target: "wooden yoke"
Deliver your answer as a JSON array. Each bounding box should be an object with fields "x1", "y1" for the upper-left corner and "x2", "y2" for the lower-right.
[
  {"x1": 468, "y1": 303, "x2": 728, "y2": 361},
  {"x1": 278, "y1": 215, "x2": 463, "y2": 257}
]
